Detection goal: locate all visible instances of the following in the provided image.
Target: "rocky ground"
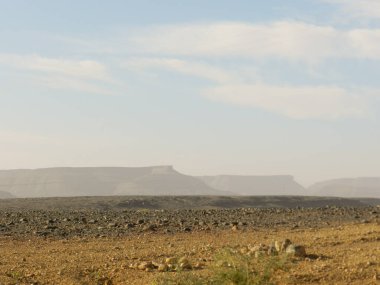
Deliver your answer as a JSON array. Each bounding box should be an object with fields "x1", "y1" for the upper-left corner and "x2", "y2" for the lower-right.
[
  {"x1": 0, "y1": 206, "x2": 378, "y2": 238},
  {"x1": 0, "y1": 206, "x2": 379, "y2": 284}
]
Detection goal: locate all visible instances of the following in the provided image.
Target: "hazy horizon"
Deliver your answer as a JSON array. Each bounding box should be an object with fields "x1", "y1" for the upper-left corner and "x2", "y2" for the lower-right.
[
  {"x1": 0, "y1": 164, "x2": 380, "y2": 189},
  {"x1": 1, "y1": 1, "x2": 380, "y2": 187}
]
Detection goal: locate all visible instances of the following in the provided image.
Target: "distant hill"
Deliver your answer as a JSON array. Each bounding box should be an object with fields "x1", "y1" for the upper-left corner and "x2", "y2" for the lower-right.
[
  {"x1": 2, "y1": 166, "x2": 378, "y2": 199},
  {"x1": 0, "y1": 166, "x2": 228, "y2": 198},
  {"x1": 0, "y1": 190, "x2": 15, "y2": 199},
  {"x1": 309, "y1": 177, "x2": 380, "y2": 198},
  {"x1": 198, "y1": 175, "x2": 305, "y2": 196}
]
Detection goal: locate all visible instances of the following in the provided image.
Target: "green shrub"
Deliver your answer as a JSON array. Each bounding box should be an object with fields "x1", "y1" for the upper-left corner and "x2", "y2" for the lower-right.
[{"x1": 153, "y1": 247, "x2": 289, "y2": 285}]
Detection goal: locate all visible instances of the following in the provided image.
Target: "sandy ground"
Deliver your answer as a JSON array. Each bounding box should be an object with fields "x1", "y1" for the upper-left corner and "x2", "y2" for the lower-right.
[{"x1": 0, "y1": 221, "x2": 379, "y2": 285}]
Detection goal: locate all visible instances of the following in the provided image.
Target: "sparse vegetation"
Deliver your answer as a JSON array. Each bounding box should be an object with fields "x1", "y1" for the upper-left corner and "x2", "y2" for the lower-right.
[
  {"x1": 75, "y1": 267, "x2": 113, "y2": 285},
  {"x1": 0, "y1": 211, "x2": 378, "y2": 284},
  {"x1": 154, "y1": 248, "x2": 289, "y2": 285}
]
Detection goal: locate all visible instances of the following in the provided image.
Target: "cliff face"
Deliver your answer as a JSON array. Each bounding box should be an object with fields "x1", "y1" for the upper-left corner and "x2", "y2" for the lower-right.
[
  {"x1": 308, "y1": 177, "x2": 380, "y2": 198},
  {"x1": 198, "y1": 175, "x2": 305, "y2": 196},
  {"x1": 0, "y1": 166, "x2": 225, "y2": 198}
]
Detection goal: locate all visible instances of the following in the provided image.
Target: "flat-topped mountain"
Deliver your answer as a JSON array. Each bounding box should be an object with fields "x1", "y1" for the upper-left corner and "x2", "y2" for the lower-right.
[
  {"x1": 198, "y1": 175, "x2": 305, "y2": 196},
  {"x1": 0, "y1": 166, "x2": 227, "y2": 198},
  {"x1": 0, "y1": 191, "x2": 15, "y2": 199},
  {"x1": 2, "y1": 166, "x2": 378, "y2": 199},
  {"x1": 309, "y1": 177, "x2": 380, "y2": 198}
]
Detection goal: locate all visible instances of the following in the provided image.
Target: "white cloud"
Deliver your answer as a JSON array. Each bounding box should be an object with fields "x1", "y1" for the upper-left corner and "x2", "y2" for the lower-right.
[
  {"x1": 125, "y1": 57, "x2": 240, "y2": 83},
  {"x1": 29, "y1": 75, "x2": 116, "y2": 96},
  {"x1": 0, "y1": 54, "x2": 118, "y2": 95},
  {"x1": 123, "y1": 56, "x2": 370, "y2": 120},
  {"x1": 203, "y1": 84, "x2": 369, "y2": 120},
  {"x1": 323, "y1": 0, "x2": 380, "y2": 20},
  {"x1": 130, "y1": 21, "x2": 380, "y2": 60},
  {"x1": 0, "y1": 54, "x2": 111, "y2": 81}
]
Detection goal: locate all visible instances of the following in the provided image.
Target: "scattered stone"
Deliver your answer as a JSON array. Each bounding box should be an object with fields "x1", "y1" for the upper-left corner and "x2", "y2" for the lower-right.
[
  {"x1": 193, "y1": 262, "x2": 204, "y2": 269},
  {"x1": 267, "y1": 245, "x2": 278, "y2": 256},
  {"x1": 137, "y1": 261, "x2": 154, "y2": 270},
  {"x1": 274, "y1": 241, "x2": 281, "y2": 252},
  {"x1": 143, "y1": 224, "x2": 157, "y2": 231},
  {"x1": 165, "y1": 257, "x2": 177, "y2": 265},
  {"x1": 0, "y1": 206, "x2": 377, "y2": 238},
  {"x1": 286, "y1": 244, "x2": 307, "y2": 257},
  {"x1": 374, "y1": 273, "x2": 379, "y2": 280},
  {"x1": 179, "y1": 262, "x2": 192, "y2": 270},
  {"x1": 157, "y1": 264, "x2": 168, "y2": 272},
  {"x1": 178, "y1": 257, "x2": 189, "y2": 264},
  {"x1": 281, "y1": 239, "x2": 292, "y2": 252}
]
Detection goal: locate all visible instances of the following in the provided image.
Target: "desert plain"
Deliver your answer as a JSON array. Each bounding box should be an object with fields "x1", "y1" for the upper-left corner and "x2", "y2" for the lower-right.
[{"x1": 0, "y1": 197, "x2": 379, "y2": 285}]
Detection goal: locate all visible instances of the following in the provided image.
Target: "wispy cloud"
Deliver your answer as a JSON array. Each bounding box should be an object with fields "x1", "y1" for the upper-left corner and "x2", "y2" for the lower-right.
[
  {"x1": 203, "y1": 84, "x2": 369, "y2": 120},
  {"x1": 2, "y1": 19, "x2": 378, "y2": 119},
  {"x1": 119, "y1": 21, "x2": 380, "y2": 120},
  {"x1": 29, "y1": 75, "x2": 116, "y2": 96},
  {"x1": 0, "y1": 54, "x2": 111, "y2": 81},
  {"x1": 123, "y1": 56, "x2": 371, "y2": 120},
  {"x1": 323, "y1": 0, "x2": 380, "y2": 20},
  {"x1": 125, "y1": 57, "x2": 240, "y2": 83},
  {"x1": 0, "y1": 54, "x2": 117, "y2": 95},
  {"x1": 130, "y1": 21, "x2": 380, "y2": 61}
]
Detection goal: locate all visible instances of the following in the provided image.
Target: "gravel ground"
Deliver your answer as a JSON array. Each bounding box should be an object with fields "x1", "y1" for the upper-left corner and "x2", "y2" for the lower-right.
[
  {"x1": 0, "y1": 206, "x2": 379, "y2": 238},
  {"x1": 1, "y1": 221, "x2": 379, "y2": 284}
]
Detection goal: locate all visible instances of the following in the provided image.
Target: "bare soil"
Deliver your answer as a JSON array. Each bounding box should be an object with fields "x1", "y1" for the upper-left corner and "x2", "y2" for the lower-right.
[{"x1": 1, "y1": 214, "x2": 379, "y2": 284}]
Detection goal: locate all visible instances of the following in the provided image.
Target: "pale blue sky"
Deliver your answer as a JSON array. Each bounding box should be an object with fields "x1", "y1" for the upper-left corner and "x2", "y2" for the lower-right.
[{"x1": 1, "y1": 0, "x2": 380, "y2": 185}]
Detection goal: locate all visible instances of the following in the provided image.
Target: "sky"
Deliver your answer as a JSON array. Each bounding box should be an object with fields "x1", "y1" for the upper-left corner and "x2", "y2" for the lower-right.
[{"x1": 1, "y1": 0, "x2": 380, "y2": 186}]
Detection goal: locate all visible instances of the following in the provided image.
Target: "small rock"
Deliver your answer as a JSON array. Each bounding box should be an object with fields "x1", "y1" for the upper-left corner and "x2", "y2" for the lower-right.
[
  {"x1": 143, "y1": 224, "x2": 157, "y2": 231},
  {"x1": 267, "y1": 245, "x2": 278, "y2": 256},
  {"x1": 158, "y1": 264, "x2": 168, "y2": 272},
  {"x1": 281, "y1": 239, "x2": 292, "y2": 252},
  {"x1": 178, "y1": 257, "x2": 190, "y2": 265},
  {"x1": 285, "y1": 244, "x2": 306, "y2": 257},
  {"x1": 165, "y1": 257, "x2": 177, "y2": 264},
  {"x1": 193, "y1": 262, "x2": 204, "y2": 269},
  {"x1": 137, "y1": 261, "x2": 154, "y2": 270},
  {"x1": 240, "y1": 247, "x2": 249, "y2": 254},
  {"x1": 179, "y1": 262, "x2": 192, "y2": 270}
]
